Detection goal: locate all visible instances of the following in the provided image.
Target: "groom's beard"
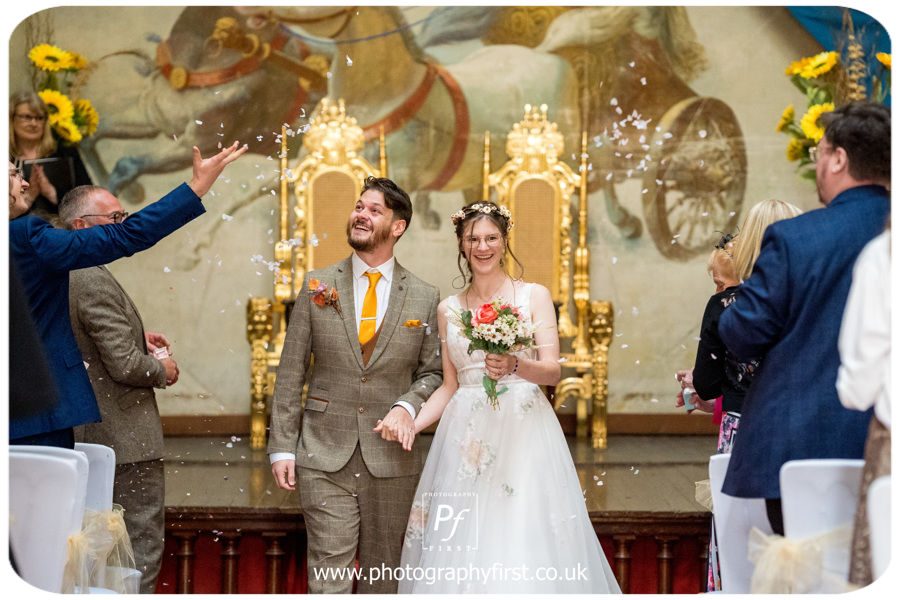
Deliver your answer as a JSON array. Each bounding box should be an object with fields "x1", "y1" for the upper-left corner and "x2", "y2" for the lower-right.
[{"x1": 347, "y1": 218, "x2": 392, "y2": 253}]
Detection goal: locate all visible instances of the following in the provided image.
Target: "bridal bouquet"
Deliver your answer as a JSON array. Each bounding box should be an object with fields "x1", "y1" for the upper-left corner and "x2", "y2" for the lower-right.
[{"x1": 449, "y1": 298, "x2": 539, "y2": 410}]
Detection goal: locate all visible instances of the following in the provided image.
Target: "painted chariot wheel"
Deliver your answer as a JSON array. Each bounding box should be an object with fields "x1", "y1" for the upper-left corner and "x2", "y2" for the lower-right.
[{"x1": 642, "y1": 97, "x2": 747, "y2": 260}]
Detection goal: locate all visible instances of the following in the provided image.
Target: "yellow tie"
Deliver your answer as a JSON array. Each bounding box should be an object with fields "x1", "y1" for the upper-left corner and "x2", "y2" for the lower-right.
[{"x1": 359, "y1": 272, "x2": 382, "y2": 344}]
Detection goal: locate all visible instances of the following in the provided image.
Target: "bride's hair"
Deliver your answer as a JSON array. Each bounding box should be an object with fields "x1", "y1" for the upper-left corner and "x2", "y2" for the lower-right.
[{"x1": 451, "y1": 201, "x2": 524, "y2": 288}]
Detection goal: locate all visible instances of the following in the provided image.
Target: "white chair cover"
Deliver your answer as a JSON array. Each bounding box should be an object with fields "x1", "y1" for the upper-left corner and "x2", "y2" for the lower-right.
[
  {"x1": 74, "y1": 442, "x2": 116, "y2": 511},
  {"x1": 74, "y1": 443, "x2": 136, "y2": 593},
  {"x1": 748, "y1": 458, "x2": 864, "y2": 593},
  {"x1": 867, "y1": 475, "x2": 891, "y2": 581},
  {"x1": 9, "y1": 450, "x2": 84, "y2": 593},
  {"x1": 708, "y1": 453, "x2": 773, "y2": 593}
]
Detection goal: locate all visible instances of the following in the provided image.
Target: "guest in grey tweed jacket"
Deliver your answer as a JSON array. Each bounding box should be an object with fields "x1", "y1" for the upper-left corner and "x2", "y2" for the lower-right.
[{"x1": 268, "y1": 176, "x2": 442, "y2": 593}]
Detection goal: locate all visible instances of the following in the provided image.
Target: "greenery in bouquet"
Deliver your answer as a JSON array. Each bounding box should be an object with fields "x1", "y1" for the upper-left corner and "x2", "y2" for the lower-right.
[
  {"x1": 776, "y1": 14, "x2": 891, "y2": 181},
  {"x1": 449, "y1": 297, "x2": 540, "y2": 410},
  {"x1": 28, "y1": 43, "x2": 99, "y2": 145}
]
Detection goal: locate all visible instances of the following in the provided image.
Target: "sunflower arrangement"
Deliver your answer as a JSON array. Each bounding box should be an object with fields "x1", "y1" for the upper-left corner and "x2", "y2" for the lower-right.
[
  {"x1": 27, "y1": 43, "x2": 99, "y2": 145},
  {"x1": 776, "y1": 14, "x2": 891, "y2": 181}
]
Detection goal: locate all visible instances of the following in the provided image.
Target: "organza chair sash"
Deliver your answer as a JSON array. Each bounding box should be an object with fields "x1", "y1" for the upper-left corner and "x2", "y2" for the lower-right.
[
  {"x1": 61, "y1": 504, "x2": 135, "y2": 593},
  {"x1": 694, "y1": 479, "x2": 714, "y2": 511},
  {"x1": 747, "y1": 524, "x2": 853, "y2": 593}
]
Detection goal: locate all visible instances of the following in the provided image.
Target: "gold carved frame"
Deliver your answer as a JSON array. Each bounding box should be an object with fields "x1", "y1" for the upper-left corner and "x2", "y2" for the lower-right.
[
  {"x1": 484, "y1": 104, "x2": 612, "y2": 448},
  {"x1": 246, "y1": 98, "x2": 386, "y2": 448}
]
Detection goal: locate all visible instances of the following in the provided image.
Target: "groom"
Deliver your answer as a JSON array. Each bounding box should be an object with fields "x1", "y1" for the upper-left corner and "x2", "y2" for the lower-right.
[{"x1": 269, "y1": 176, "x2": 442, "y2": 593}]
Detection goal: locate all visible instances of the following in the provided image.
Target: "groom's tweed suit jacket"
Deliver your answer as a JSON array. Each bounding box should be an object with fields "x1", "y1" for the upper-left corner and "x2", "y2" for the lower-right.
[{"x1": 268, "y1": 256, "x2": 442, "y2": 478}]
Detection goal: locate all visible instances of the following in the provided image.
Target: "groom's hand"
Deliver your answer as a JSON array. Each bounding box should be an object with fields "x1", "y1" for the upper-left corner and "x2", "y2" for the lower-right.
[
  {"x1": 374, "y1": 406, "x2": 416, "y2": 451},
  {"x1": 272, "y1": 459, "x2": 296, "y2": 490}
]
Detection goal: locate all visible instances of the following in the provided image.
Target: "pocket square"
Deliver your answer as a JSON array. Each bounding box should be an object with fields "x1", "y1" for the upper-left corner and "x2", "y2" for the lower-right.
[{"x1": 403, "y1": 319, "x2": 422, "y2": 327}]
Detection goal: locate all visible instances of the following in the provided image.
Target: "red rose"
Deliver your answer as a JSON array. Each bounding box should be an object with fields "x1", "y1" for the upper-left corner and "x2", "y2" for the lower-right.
[{"x1": 473, "y1": 303, "x2": 498, "y2": 325}]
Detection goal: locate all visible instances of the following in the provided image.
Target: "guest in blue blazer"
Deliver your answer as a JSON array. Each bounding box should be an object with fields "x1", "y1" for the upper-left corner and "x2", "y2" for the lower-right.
[
  {"x1": 8, "y1": 142, "x2": 248, "y2": 448},
  {"x1": 718, "y1": 101, "x2": 891, "y2": 534}
]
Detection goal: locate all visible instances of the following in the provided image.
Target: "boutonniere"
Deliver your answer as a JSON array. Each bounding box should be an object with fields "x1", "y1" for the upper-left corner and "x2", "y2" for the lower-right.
[
  {"x1": 403, "y1": 319, "x2": 422, "y2": 327},
  {"x1": 308, "y1": 278, "x2": 342, "y2": 317}
]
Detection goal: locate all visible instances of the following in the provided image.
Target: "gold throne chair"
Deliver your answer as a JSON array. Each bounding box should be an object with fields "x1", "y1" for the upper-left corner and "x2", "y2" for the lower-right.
[
  {"x1": 483, "y1": 104, "x2": 613, "y2": 448},
  {"x1": 246, "y1": 98, "x2": 387, "y2": 449}
]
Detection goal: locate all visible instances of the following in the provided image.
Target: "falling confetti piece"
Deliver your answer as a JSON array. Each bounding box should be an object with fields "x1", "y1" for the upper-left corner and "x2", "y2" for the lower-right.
[
  {"x1": 597, "y1": 481, "x2": 603, "y2": 486},
  {"x1": 195, "y1": 120, "x2": 203, "y2": 125},
  {"x1": 346, "y1": 55, "x2": 353, "y2": 66},
  {"x1": 634, "y1": 470, "x2": 640, "y2": 475},
  {"x1": 612, "y1": 257, "x2": 617, "y2": 264},
  {"x1": 651, "y1": 398, "x2": 659, "y2": 403},
  {"x1": 632, "y1": 307, "x2": 639, "y2": 316},
  {"x1": 163, "y1": 267, "x2": 171, "y2": 273},
  {"x1": 622, "y1": 344, "x2": 628, "y2": 349},
  {"x1": 222, "y1": 214, "x2": 233, "y2": 221}
]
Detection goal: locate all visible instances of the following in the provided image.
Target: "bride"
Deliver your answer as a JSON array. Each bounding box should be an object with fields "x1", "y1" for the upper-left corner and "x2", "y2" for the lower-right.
[{"x1": 394, "y1": 202, "x2": 621, "y2": 593}]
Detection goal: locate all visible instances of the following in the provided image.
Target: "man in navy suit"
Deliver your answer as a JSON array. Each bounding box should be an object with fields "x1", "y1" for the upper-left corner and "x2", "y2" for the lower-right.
[
  {"x1": 8, "y1": 142, "x2": 247, "y2": 448},
  {"x1": 718, "y1": 101, "x2": 890, "y2": 533}
]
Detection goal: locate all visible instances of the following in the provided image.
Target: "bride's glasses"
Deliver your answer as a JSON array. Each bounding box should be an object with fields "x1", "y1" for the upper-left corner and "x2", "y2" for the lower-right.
[{"x1": 465, "y1": 234, "x2": 503, "y2": 247}]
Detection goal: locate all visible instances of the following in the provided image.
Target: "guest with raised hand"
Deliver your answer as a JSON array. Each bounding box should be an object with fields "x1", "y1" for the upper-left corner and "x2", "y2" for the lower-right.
[
  {"x1": 836, "y1": 224, "x2": 891, "y2": 589},
  {"x1": 8, "y1": 141, "x2": 248, "y2": 449}
]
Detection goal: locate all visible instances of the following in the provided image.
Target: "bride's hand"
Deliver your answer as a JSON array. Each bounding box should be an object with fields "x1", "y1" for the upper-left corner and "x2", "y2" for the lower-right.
[{"x1": 485, "y1": 353, "x2": 515, "y2": 380}]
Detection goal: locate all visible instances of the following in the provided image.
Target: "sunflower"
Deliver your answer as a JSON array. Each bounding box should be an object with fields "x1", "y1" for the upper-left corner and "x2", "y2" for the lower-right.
[
  {"x1": 38, "y1": 89, "x2": 75, "y2": 126},
  {"x1": 786, "y1": 138, "x2": 807, "y2": 162},
  {"x1": 776, "y1": 105, "x2": 794, "y2": 132},
  {"x1": 28, "y1": 43, "x2": 73, "y2": 72},
  {"x1": 785, "y1": 57, "x2": 812, "y2": 76},
  {"x1": 800, "y1": 103, "x2": 834, "y2": 143},
  {"x1": 799, "y1": 51, "x2": 839, "y2": 79},
  {"x1": 73, "y1": 99, "x2": 99, "y2": 137},
  {"x1": 876, "y1": 52, "x2": 891, "y2": 71},
  {"x1": 54, "y1": 119, "x2": 83, "y2": 144},
  {"x1": 68, "y1": 52, "x2": 88, "y2": 70}
]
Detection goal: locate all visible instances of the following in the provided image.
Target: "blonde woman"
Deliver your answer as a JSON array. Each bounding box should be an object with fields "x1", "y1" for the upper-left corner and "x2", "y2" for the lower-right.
[
  {"x1": 678, "y1": 198, "x2": 803, "y2": 591},
  {"x1": 730, "y1": 198, "x2": 804, "y2": 282},
  {"x1": 9, "y1": 90, "x2": 93, "y2": 217}
]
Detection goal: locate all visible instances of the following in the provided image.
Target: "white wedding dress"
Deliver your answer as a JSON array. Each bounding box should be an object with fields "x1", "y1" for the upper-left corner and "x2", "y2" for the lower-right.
[{"x1": 398, "y1": 284, "x2": 621, "y2": 593}]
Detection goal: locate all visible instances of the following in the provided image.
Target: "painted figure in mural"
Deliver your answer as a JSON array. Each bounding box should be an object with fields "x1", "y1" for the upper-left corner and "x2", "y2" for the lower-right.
[
  {"x1": 267, "y1": 176, "x2": 443, "y2": 593},
  {"x1": 79, "y1": 6, "x2": 330, "y2": 202},
  {"x1": 392, "y1": 202, "x2": 621, "y2": 593},
  {"x1": 246, "y1": 5, "x2": 743, "y2": 259}
]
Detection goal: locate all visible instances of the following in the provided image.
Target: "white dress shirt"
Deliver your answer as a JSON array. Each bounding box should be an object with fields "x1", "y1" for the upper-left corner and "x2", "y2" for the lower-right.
[{"x1": 836, "y1": 230, "x2": 891, "y2": 430}]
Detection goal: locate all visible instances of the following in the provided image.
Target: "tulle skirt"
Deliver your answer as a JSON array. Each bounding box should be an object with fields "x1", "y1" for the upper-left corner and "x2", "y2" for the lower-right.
[{"x1": 398, "y1": 381, "x2": 621, "y2": 594}]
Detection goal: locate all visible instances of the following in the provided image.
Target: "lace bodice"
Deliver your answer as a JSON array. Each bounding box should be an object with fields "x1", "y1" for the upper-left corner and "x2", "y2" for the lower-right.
[{"x1": 445, "y1": 283, "x2": 535, "y2": 387}]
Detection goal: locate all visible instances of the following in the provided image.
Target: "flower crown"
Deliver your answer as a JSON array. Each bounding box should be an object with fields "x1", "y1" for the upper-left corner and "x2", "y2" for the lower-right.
[{"x1": 450, "y1": 203, "x2": 514, "y2": 231}]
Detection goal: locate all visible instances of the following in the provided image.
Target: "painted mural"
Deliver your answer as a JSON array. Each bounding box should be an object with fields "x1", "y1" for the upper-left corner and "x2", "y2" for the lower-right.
[{"x1": 8, "y1": 6, "x2": 857, "y2": 418}]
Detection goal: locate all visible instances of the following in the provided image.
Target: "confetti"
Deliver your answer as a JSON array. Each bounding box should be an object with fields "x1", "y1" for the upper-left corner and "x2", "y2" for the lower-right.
[
  {"x1": 346, "y1": 55, "x2": 353, "y2": 66},
  {"x1": 163, "y1": 267, "x2": 171, "y2": 273},
  {"x1": 195, "y1": 120, "x2": 203, "y2": 125},
  {"x1": 222, "y1": 214, "x2": 233, "y2": 221},
  {"x1": 612, "y1": 257, "x2": 617, "y2": 264}
]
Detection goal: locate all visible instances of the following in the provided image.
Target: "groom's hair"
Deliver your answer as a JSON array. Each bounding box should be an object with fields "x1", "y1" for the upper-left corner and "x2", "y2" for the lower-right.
[{"x1": 362, "y1": 176, "x2": 413, "y2": 235}]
